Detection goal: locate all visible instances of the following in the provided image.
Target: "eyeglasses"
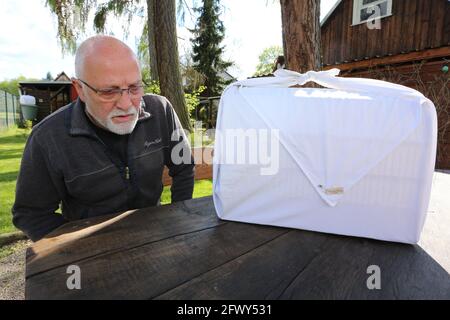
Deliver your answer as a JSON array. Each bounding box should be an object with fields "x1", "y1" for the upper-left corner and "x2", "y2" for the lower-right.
[{"x1": 75, "y1": 78, "x2": 144, "y2": 102}]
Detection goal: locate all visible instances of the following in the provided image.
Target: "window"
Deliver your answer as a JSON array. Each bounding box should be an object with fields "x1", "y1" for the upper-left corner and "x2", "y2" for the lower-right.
[{"x1": 352, "y1": 0, "x2": 393, "y2": 25}]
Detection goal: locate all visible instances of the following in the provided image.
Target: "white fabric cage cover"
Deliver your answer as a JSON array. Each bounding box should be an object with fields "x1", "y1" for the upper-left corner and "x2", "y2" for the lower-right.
[{"x1": 212, "y1": 69, "x2": 437, "y2": 244}]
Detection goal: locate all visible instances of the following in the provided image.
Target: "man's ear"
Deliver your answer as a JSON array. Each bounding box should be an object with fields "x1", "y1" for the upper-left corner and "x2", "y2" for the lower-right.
[{"x1": 72, "y1": 79, "x2": 86, "y2": 102}]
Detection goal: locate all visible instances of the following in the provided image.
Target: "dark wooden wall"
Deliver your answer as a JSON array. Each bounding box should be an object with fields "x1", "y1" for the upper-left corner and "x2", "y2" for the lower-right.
[
  {"x1": 321, "y1": 0, "x2": 450, "y2": 65},
  {"x1": 20, "y1": 84, "x2": 72, "y2": 123}
]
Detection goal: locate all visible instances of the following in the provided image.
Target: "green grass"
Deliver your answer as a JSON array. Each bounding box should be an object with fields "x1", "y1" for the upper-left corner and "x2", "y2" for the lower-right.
[
  {"x1": 0, "y1": 126, "x2": 213, "y2": 235},
  {"x1": 160, "y1": 179, "x2": 213, "y2": 205},
  {"x1": 0, "y1": 126, "x2": 30, "y2": 234}
]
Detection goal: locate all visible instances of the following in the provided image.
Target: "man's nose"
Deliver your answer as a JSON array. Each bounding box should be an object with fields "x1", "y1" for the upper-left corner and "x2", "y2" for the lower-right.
[{"x1": 115, "y1": 89, "x2": 133, "y2": 110}]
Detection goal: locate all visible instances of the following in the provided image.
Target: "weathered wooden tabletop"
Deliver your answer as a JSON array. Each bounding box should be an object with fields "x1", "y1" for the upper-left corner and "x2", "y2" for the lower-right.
[{"x1": 25, "y1": 196, "x2": 450, "y2": 300}]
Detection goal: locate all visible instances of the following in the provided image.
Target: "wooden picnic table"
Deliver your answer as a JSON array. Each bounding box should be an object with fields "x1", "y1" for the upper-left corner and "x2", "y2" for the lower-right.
[{"x1": 25, "y1": 196, "x2": 450, "y2": 299}]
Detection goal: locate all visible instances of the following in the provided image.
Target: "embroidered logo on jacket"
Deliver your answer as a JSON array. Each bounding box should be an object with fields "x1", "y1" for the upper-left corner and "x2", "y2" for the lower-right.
[{"x1": 144, "y1": 138, "x2": 162, "y2": 148}]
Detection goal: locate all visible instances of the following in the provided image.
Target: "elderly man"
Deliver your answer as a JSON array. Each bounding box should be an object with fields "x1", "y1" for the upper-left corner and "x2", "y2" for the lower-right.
[{"x1": 12, "y1": 35, "x2": 195, "y2": 241}]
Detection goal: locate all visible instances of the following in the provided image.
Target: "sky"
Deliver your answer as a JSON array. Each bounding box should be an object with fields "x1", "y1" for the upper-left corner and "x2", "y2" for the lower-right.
[{"x1": 0, "y1": 0, "x2": 339, "y2": 81}]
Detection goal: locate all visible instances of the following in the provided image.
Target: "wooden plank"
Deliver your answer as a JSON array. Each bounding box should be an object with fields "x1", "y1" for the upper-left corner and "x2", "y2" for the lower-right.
[
  {"x1": 401, "y1": 0, "x2": 412, "y2": 52},
  {"x1": 357, "y1": 17, "x2": 367, "y2": 61},
  {"x1": 419, "y1": 0, "x2": 431, "y2": 50},
  {"x1": 412, "y1": 0, "x2": 422, "y2": 50},
  {"x1": 154, "y1": 230, "x2": 330, "y2": 299},
  {"x1": 340, "y1": 4, "x2": 348, "y2": 62},
  {"x1": 335, "y1": 3, "x2": 343, "y2": 64},
  {"x1": 277, "y1": 237, "x2": 450, "y2": 299},
  {"x1": 329, "y1": 9, "x2": 337, "y2": 64},
  {"x1": 392, "y1": 0, "x2": 405, "y2": 54},
  {"x1": 26, "y1": 196, "x2": 221, "y2": 277},
  {"x1": 384, "y1": 1, "x2": 396, "y2": 55},
  {"x1": 323, "y1": 46, "x2": 450, "y2": 71},
  {"x1": 342, "y1": 0, "x2": 352, "y2": 63},
  {"x1": 428, "y1": 1, "x2": 442, "y2": 48},
  {"x1": 349, "y1": 23, "x2": 358, "y2": 62},
  {"x1": 320, "y1": 21, "x2": 327, "y2": 65},
  {"x1": 342, "y1": 59, "x2": 447, "y2": 77},
  {"x1": 364, "y1": 17, "x2": 376, "y2": 61},
  {"x1": 404, "y1": 0, "x2": 417, "y2": 52},
  {"x1": 325, "y1": 16, "x2": 332, "y2": 65},
  {"x1": 26, "y1": 221, "x2": 290, "y2": 299},
  {"x1": 157, "y1": 227, "x2": 450, "y2": 300},
  {"x1": 445, "y1": 0, "x2": 450, "y2": 45}
]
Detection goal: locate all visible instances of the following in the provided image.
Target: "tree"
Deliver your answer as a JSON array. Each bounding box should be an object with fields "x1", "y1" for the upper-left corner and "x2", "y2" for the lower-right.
[
  {"x1": 45, "y1": 0, "x2": 193, "y2": 130},
  {"x1": 190, "y1": 0, "x2": 233, "y2": 97},
  {"x1": 179, "y1": 48, "x2": 206, "y2": 93},
  {"x1": 253, "y1": 45, "x2": 284, "y2": 76},
  {"x1": 280, "y1": 0, "x2": 321, "y2": 73},
  {"x1": 151, "y1": 0, "x2": 192, "y2": 130},
  {"x1": 0, "y1": 76, "x2": 35, "y2": 96},
  {"x1": 145, "y1": 0, "x2": 159, "y2": 83},
  {"x1": 45, "y1": 72, "x2": 53, "y2": 80}
]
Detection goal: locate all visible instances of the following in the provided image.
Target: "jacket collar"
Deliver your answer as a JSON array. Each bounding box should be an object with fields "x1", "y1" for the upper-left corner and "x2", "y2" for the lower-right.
[{"x1": 68, "y1": 97, "x2": 152, "y2": 137}]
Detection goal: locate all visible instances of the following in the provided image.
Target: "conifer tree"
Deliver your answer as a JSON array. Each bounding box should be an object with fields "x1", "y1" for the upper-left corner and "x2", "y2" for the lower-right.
[{"x1": 191, "y1": 0, "x2": 233, "y2": 97}]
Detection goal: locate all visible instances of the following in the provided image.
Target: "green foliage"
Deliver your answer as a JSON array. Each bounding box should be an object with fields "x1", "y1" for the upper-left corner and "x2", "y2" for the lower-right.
[
  {"x1": 46, "y1": 0, "x2": 193, "y2": 55},
  {"x1": 143, "y1": 79, "x2": 161, "y2": 95},
  {"x1": 45, "y1": 0, "x2": 94, "y2": 53},
  {"x1": 45, "y1": 0, "x2": 144, "y2": 54},
  {"x1": 254, "y1": 45, "x2": 284, "y2": 77},
  {"x1": 45, "y1": 72, "x2": 53, "y2": 80},
  {"x1": 191, "y1": 0, "x2": 233, "y2": 97},
  {"x1": 0, "y1": 76, "x2": 30, "y2": 96},
  {"x1": 138, "y1": 23, "x2": 152, "y2": 76},
  {"x1": 142, "y1": 78, "x2": 205, "y2": 125},
  {"x1": 22, "y1": 120, "x2": 33, "y2": 132},
  {"x1": 180, "y1": 52, "x2": 207, "y2": 93},
  {"x1": 92, "y1": 0, "x2": 144, "y2": 34},
  {"x1": 186, "y1": 85, "x2": 206, "y2": 116}
]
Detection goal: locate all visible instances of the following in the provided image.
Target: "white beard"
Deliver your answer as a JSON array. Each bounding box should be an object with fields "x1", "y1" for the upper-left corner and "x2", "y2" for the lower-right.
[{"x1": 86, "y1": 104, "x2": 139, "y2": 135}]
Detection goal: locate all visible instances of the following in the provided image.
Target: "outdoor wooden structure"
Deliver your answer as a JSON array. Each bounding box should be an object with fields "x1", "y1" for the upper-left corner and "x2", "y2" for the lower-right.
[
  {"x1": 19, "y1": 72, "x2": 77, "y2": 123},
  {"x1": 162, "y1": 147, "x2": 213, "y2": 186},
  {"x1": 321, "y1": 0, "x2": 450, "y2": 168},
  {"x1": 321, "y1": 0, "x2": 449, "y2": 66},
  {"x1": 25, "y1": 194, "x2": 450, "y2": 299}
]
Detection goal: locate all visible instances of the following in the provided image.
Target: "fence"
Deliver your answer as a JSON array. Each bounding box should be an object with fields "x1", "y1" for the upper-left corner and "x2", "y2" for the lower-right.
[{"x1": 0, "y1": 89, "x2": 21, "y2": 130}]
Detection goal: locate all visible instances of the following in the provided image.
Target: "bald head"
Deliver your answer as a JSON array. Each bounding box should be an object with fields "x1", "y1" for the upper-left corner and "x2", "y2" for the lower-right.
[
  {"x1": 72, "y1": 35, "x2": 143, "y2": 135},
  {"x1": 75, "y1": 35, "x2": 139, "y2": 79}
]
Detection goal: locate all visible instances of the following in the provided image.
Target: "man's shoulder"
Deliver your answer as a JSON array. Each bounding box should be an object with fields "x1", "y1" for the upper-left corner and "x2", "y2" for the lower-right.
[
  {"x1": 142, "y1": 94, "x2": 173, "y2": 115},
  {"x1": 143, "y1": 93, "x2": 169, "y2": 104}
]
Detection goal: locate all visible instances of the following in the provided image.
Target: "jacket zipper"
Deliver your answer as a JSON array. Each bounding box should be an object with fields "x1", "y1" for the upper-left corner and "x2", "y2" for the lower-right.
[{"x1": 90, "y1": 135, "x2": 130, "y2": 182}]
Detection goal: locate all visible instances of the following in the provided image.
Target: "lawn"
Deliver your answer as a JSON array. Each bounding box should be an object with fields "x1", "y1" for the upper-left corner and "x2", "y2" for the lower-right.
[
  {"x1": 0, "y1": 126, "x2": 29, "y2": 234},
  {"x1": 0, "y1": 126, "x2": 212, "y2": 235}
]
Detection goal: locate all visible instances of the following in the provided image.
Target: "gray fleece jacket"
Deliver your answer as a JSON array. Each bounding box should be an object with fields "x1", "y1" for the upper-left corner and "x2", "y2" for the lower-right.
[{"x1": 12, "y1": 95, "x2": 194, "y2": 241}]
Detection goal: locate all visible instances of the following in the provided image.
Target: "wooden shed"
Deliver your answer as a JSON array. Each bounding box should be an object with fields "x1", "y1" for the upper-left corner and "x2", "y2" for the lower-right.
[
  {"x1": 19, "y1": 72, "x2": 78, "y2": 123},
  {"x1": 321, "y1": 0, "x2": 450, "y2": 168}
]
